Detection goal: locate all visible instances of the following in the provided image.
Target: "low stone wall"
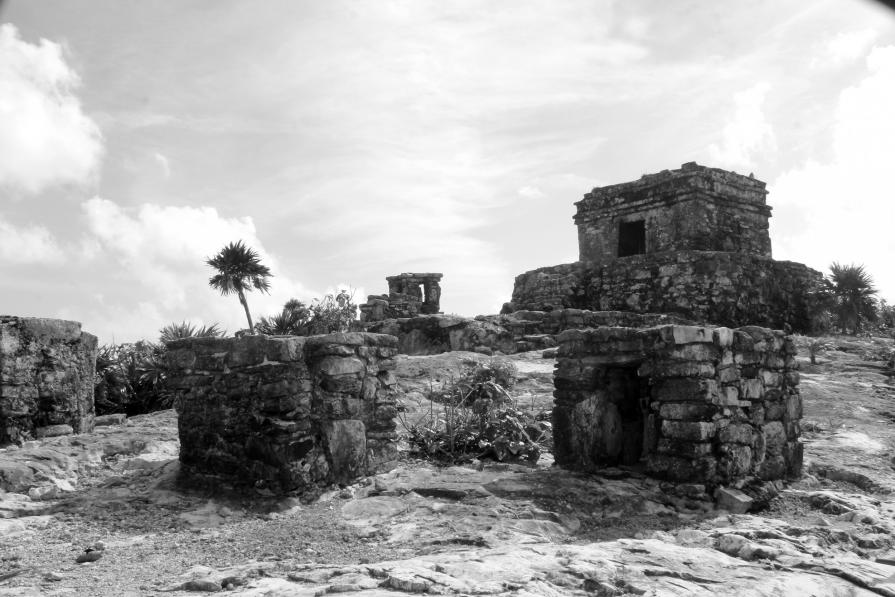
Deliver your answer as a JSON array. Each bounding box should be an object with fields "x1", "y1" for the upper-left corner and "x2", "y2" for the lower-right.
[
  {"x1": 362, "y1": 315, "x2": 517, "y2": 355},
  {"x1": 0, "y1": 316, "x2": 97, "y2": 445},
  {"x1": 166, "y1": 332, "x2": 399, "y2": 495},
  {"x1": 510, "y1": 251, "x2": 823, "y2": 332},
  {"x1": 361, "y1": 310, "x2": 693, "y2": 356},
  {"x1": 553, "y1": 324, "x2": 802, "y2": 487}
]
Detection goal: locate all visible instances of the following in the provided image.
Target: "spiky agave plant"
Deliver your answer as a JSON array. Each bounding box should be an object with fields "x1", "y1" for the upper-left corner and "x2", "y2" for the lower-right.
[
  {"x1": 256, "y1": 299, "x2": 311, "y2": 335},
  {"x1": 159, "y1": 321, "x2": 226, "y2": 344},
  {"x1": 206, "y1": 241, "x2": 272, "y2": 334}
]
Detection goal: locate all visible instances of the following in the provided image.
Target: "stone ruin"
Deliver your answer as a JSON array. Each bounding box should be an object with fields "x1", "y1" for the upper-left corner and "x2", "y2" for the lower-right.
[
  {"x1": 359, "y1": 273, "x2": 443, "y2": 323},
  {"x1": 165, "y1": 332, "x2": 398, "y2": 495},
  {"x1": 553, "y1": 323, "x2": 802, "y2": 486},
  {"x1": 509, "y1": 163, "x2": 823, "y2": 332},
  {"x1": 0, "y1": 316, "x2": 97, "y2": 445}
]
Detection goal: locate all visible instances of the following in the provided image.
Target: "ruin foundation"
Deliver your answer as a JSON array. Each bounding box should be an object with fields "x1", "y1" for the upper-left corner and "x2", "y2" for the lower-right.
[
  {"x1": 0, "y1": 316, "x2": 98, "y2": 445},
  {"x1": 166, "y1": 332, "x2": 399, "y2": 495},
  {"x1": 553, "y1": 324, "x2": 802, "y2": 487}
]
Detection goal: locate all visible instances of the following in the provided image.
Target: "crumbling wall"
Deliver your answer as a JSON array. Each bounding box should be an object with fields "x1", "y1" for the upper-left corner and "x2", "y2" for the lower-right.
[
  {"x1": 0, "y1": 316, "x2": 98, "y2": 445},
  {"x1": 553, "y1": 324, "x2": 802, "y2": 486},
  {"x1": 360, "y1": 273, "x2": 443, "y2": 322},
  {"x1": 166, "y1": 332, "x2": 398, "y2": 495},
  {"x1": 510, "y1": 252, "x2": 823, "y2": 333}
]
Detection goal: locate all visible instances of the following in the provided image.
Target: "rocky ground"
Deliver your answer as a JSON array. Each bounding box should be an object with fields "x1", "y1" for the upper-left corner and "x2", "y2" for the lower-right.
[{"x1": 2, "y1": 335, "x2": 895, "y2": 596}]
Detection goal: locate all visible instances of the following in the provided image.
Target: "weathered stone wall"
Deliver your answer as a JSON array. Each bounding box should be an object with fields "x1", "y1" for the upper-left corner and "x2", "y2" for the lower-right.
[
  {"x1": 363, "y1": 315, "x2": 517, "y2": 356},
  {"x1": 575, "y1": 163, "x2": 772, "y2": 264},
  {"x1": 510, "y1": 252, "x2": 823, "y2": 333},
  {"x1": 0, "y1": 316, "x2": 98, "y2": 445},
  {"x1": 361, "y1": 310, "x2": 693, "y2": 356},
  {"x1": 553, "y1": 324, "x2": 802, "y2": 487},
  {"x1": 166, "y1": 332, "x2": 398, "y2": 495}
]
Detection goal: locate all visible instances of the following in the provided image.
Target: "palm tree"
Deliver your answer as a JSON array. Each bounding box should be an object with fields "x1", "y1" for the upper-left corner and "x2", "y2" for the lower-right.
[
  {"x1": 828, "y1": 262, "x2": 877, "y2": 334},
  {"x1": 206, "y1": 241, "x2": 272, "y2": 334}
]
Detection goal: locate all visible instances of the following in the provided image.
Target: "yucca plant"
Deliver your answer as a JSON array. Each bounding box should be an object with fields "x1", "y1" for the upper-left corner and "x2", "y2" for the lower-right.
[
  {"x1": 829, "y1": 262, "x2": 878, "y2": 334},
  {"x1": 159, "y1": 321, "x2": 225, "y2": 344},
  {"x1": 256, "y1": 299, "x2": 311, "y2": 335}
]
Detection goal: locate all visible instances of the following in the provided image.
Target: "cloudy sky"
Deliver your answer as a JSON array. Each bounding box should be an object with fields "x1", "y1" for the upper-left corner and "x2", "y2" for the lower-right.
[{"x1": 1, "y1": 0, "x2": 894, "y2": 343}]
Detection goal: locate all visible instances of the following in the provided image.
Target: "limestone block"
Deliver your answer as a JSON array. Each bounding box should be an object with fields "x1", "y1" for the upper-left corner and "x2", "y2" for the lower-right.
[
  {"x1": 648, "y1": 360, "x2": 717, "y2": 378},
  {"x1": 716, "y1": 385, "x2": 740, "y2": 406},
  {"x1": 657, "y1": 438, "x2": 713, "y2": 458},
  {"x1": 34, "y1": 424, "x2": 74, "y2": 439},
  {"x1": 651, "y1": 379, "x2": 718, "y2": 402},
  {"x1": 658, "y1": 402, "x2": 717, "y2": 421},
  {"x1": 647, "y1": 454, "x2": 716, "y2": 483},
  {"x1": 718, "y1": 444, "x2": 753, "y2": 480},
  {"x1": 784, "y1": 393, "x2": 802, "y2": 422},
  {"x1": 718, "y1": 424, "x2": 753, "y2": 444},
  {"x1": 717, "y1": 365, "x2": 740, "y2": 383},
  {"x1": 759, "y1": 370, "x2": 782, "y2": 387},
  {"x1": 715, "y1": 487, "x2": 753, "y2": 514},
  {"x1": 661, "y1": 421, "x2": 715, "y2": 441},
  {"x1": 324, "y1": 420, "x2": 367, "y2": 485},
  {"x1": 94, "y1": 414, "x2": 126, "y2": 427},
  {"x1": 741, "y1": 379, "x2": 762, "y2": 400},
  {"x1": 712, "y1": 327, "x2": 733, "y2": 348},
  {"x1": 658, "y1": 325, "x2": 713, "y2": 345}
]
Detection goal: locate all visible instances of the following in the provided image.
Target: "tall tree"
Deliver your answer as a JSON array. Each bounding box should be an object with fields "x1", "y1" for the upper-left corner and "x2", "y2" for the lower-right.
[
  {"x1": 828, "y1": 262, "x2": 877, "y2": 334},
  {"x1": 206, "y1": 241, "x2": 272, "y2": 334}
]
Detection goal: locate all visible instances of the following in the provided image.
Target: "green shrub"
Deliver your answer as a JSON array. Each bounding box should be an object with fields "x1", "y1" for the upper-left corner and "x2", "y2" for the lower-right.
[
  {"x1": 258, "y1": 289, "x2": 358, "y2": 336},
  {"x1": 400, "y1": 361, "x2": 550, "y2": 463},
  {"x1": 94, "y1": 341, "x2": 171, "y2": 415}
]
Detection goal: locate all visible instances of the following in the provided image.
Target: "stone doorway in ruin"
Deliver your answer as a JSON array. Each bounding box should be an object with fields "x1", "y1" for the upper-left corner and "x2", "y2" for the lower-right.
[
  {"x1": 601, "y1": 365, "x2": 652, "y2": 467},
  {"x1": 617, "y1": 219, "x2": 646, "y2": 257}
]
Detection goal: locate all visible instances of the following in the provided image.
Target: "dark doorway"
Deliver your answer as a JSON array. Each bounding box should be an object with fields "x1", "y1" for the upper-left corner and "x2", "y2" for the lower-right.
[
  {"x1": 604, "y1": 367, "x2": 650, "y2": 466},
  {"x1": 618, "y1": 220, "x2": 646, "y2": 257}
]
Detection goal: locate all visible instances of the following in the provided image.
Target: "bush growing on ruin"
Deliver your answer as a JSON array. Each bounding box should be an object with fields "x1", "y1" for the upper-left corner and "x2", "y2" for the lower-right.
[
  {"x1": 400, "y1": 361, "x2": 549, "y2": 463},
  {"x1": 307, "y1": 288, "x2": 357, "y2": 334},
  {"x1": 206, "y1": 240, "x2": 272, "y2": 334},
  {"x1": 258, "y1": 290, "x2": 357, "y2": 336}
]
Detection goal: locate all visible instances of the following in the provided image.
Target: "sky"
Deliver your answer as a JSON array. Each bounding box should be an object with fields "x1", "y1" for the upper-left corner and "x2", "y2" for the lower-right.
[{"x1": 1, "y1": 0, "x2": 894, "y2": 343}]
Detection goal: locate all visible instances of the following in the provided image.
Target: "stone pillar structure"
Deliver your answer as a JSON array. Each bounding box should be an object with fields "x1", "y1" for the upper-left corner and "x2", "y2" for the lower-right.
[
  {"x1": 166, "y1": 332, "x2": 398, "y2": 495},
  {"x1": 0, "y1": 316, "x2": 98, "y2": 445},
  {"x1": 360, "y1": 273, "x2": 444, "y2": 322},
  {"x1": 553, "y1": 324, "x2": 802, "y2": 487}
]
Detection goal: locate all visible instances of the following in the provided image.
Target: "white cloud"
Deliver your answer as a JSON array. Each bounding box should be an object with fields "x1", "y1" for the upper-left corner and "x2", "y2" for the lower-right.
[
  {"x1": 0, "y1": 217, "x2": 65, "y2": 264},
  {"x1": 771, "y1": 45, "x2": 895, "y2": 301},
  {"x1": 79, "y1": 198, "x2": 313, "y2": 342},
  {"x1": 824, "y1": 28, "x2": 879, "y2": 65},
  {"x1": 0, "y1": 24, "x2": 103, "y2": 194},
  {"x1": 708, "y1": 82, "x2": 776, "y2": 170},
  {"x1": 153, "y1": 152, "x2": 171, "y2": 178}
]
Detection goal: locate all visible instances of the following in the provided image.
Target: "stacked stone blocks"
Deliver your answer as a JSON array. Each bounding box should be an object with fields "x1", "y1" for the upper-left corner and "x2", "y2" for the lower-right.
[
  {"x1": 166, "y1": 332, "x2": 399, "y2": 495},
  {"x1": 553, "y1": 324, "x2": 802, "y2": 486},
  {"x1": 0, "y1": 316, "x2": 97, "y2": 445}
]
